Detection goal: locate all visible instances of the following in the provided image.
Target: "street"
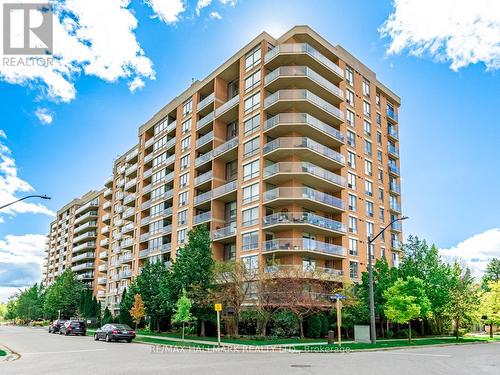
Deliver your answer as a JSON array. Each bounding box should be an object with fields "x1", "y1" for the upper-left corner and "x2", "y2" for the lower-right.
[{"x1": 1, "y1": 326, "x2": 499, "y2": 375}]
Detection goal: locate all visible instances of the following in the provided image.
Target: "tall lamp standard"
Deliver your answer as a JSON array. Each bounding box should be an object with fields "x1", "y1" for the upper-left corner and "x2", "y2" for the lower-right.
[
  {"x1": 0, "y1": 194, "x2": 51, "y2": 210},
  {"x1": 367, "y1": 215, "x2": 408, "y2": 344}
]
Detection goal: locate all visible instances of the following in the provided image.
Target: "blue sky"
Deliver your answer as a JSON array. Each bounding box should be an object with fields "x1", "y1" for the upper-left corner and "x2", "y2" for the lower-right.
[{"x1": 0, "y1": 0, "x2": 499, "y2": 300}]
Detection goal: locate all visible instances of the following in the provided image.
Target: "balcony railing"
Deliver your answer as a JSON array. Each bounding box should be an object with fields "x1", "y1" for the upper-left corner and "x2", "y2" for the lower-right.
[
  {"x1": 263, "y1": 238, "x2": 346, "y2": 257},
  {"x1": 197, "y1": 92, "x2": 215, "y2": 112},
  {"x1": 71, "y1": 262, "x2": 94, "y2": 272},
  {"x1": 263, "y1": 212, "x2": 346, "y2": 234},
  {"x1": 194, "y1": 190, "x2": 212, "y2": 205},
  {"x1": 211, "y1": 224, "x2": 237, "y2": 240},
  {"x1": 388, "y1": 164, "x2": 400, "y2": 175},
  {"x1": 196, "y1": 131, "x2": 213, "y2": 148},
  {"x1": 263, "y1": 187, "x2": 344, "y2": 210},
  {"x1": 72, "y1": 252, "x2": 95, "y2": 262},
  {"x1": 125, "y1": 148, "x2": 138, "y2": 162},
  {"x1": 264, "y1": 113, "x2": 344, "y2": 143},
  {"x1": 197, "y1": 111, "x2": 214, "y2": 130},
  {"x1": 263, "y1": 137, "x2": 344, "y2": 165},
  {"x1": 75, "y1": 200, "x2": 99, "y2": 215},
  {"x1": 388, "y1": 126, "x2": 399, "y2": 140},
  {"x1": 193, "y1": 211, "x2": 211, "y2": 225},
  {"x1": 194, "y1": 170, "x2": 212, "y2": 186},
  {"x1": 390, "y1": 202, "x2": 401, "y2": 213},
  {"x1": 213, "y1": 180, "x2": 237, "y2": 199},
  {"x1": 388, "y1": 144, "x2": 399, "y2": 157},
  {"x1": 263, "y1": 162, "x2": 345, "y2": 187},
  {"x1": 213, "y1": 137, "x2": 238, "y2": 158},
  {"x1": 387, "y1": 107, "x2": 398, "y2": 122},
  {"x1": 390, "y1": 183, "x2": 401, "y2": 194},
  {"x1": 215, "y1": 95, "x2": 239, "y2": 117}
]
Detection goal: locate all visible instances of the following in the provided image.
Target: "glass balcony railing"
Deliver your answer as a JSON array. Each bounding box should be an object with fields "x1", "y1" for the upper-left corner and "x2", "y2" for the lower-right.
[
  {"x1": 388, "y1": 126, "x2": 399, "y2": 140},
  {"x1": 263, "y1": 187, "x2": 345, "y2": 210},
  {"x1": 387, "y1": 107, "x2": 398, "y2": 122},
  {"x1": 196, "y1": 131, "x2": 213, "y2": 148},
  {"x1": 263, "y1": 238, "x2": 346, "y2": 257},
  {"x1": 263, "y1": 137, "x2": 345, "y2": 165},
  {"x1": 390, "y1": 202, "x2": 401, "y2": 212},
  {"x1": 215, "y1": 95, "x2": 239, "y2": 117},
  {"x1": 197, "y1": 111, "x2": 214, "y2": 130},
  {"x1": 388, "y1": 164, "x2": 400, "y2": 175},
  {"x1": 264, "y1": 43, "x2": 344, "y2": 78},
  {"x1": 390, "y1": 182, "x2": 401, "y2": 194},
  {"x1": 213, "y1": 137, "x2": 238, "y2": 157},
  {"x1": 388, "y1": 144, "x2": 399, "y2": 157},
  {"x1": 213, "y1": 180, "x2": 237, "y2": 198},
  {"x1": 264, "y1": 113, "x2": 344, "y2": 143},
  {"x1": 193, "y1": 211, "x2": 211, "y2": 225},
  {"x1": 265, "y1": 66, "x2": 343, "y2": 99},
  {"x1": 194, "y1": 190, "x2": 212, "y2": 205},
  {"x1": 195, "y1": 150, "x2": 213, "y2": 167},
  {"x1": 197, "y1": 92, "x2": 215, "y2": 112},
  {"x1": 194, "y1": 170, "x2": 212, "y2": 186},
  {"x1": 263, "y1": 212, "x2": 346, "y2": 234},
  {"x1": 211, "y1": 224, "x2": 237, "y2": 240},
  {"x1": 263, "y1": 162, "x2": 345, "y2": 187}
]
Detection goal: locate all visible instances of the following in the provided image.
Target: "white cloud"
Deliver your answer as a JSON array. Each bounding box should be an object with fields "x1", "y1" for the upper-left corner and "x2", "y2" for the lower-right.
[
  {"x1": 196, "y1": 0, "x2": 212, "y2": 15},
  {"x1": 440, "y1": 228, "x2": 500, "y2": 278},
  {"x1": 0, "y1": 0, "x2": 155, "y2": 103},
  {"x1": 380, "y1": 0, "x2": 500, "y2": 71},
  {"x1": 35, "y1": 107, "x2": 53, "y2": 125},
  {"x1": 209, "y1": 11, "x2": 222, "y2": 20},
  {"x1": 129, "y1": 76, "x2": 145, "y2": 92},
  {"x1": 219, "y1": 0, "x2": 237, "y2": 6},
  {"x1": 0, "y1": 131, "x2": 54, "y2": 218},
  {"x1": 144, "y1": 0, "x2": 186, "y2": 23}
]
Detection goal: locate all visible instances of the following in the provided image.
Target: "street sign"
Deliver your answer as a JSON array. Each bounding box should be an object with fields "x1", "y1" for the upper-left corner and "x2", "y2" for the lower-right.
[
  {"x1": 333, "y1": 293, "x2": 346, "y2": 300},
  {"x1": 214, "y1": 303, "x2": 222, "y2": 312}
]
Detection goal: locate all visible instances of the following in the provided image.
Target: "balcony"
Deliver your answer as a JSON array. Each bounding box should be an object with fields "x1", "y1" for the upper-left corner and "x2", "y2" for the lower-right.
[
  {"x1": 71, "y1": 262, "x2": 94, "y2": 272},
  {"x1": 99, "y1": 251, "x2": 108, "y2": 259},
  {"x1": 264, "y1": 113, "x2": 344, "y2": 148},
  {"x1": 97, "y1": 277, "x2": 107, "y2": 285},
  {"x1": 122, "y1": 207, "x2": 135, "y2": 219},
  {"x1": 263, "y1": 162, "x2": 345, "y2": 192},
  {"x1": 103, "y1": 201, "x2": 111, "y2": 210},
  {"x1": 211, "y1": 224, "x2": 237, "y2": 242},
  {"x1": 73, "y1": 231, "x2": 97, "y2": 244},
  {"x1": 264, "y1": 43, "x2": 344, "y2": 82},
  {"x1": 119, "y1": 253, "x2": 133, "y2": 264},
  {"x1": 263, "y1": 187, "x2": 344, "y2": 213},
  {"x1": 120, "y1": 269, "x2": 132, "y2": 279},
  {"x1": 121, "y1": 222, "x2": 134, "y2": 234},
  {"x1": 390, "y1": 202, "x2": 401, "y2": 213},
  {"x1": 194, "y1": 170, "x2": 212, "y2": 188},
  {"x1": 391, "y1": 221, "x2": 403, "y2": 232},
  {"x1": 213, "y1": 137, "x2": 238, "y2": 160},
  {"x1": 125, "y1": 163, "x2": 138, "y2": 176},
  {"x1": 214, "y1": 95, "x2": 239, "y2": 122},
  {"x1": 390, "y1": 182, "x2": 401, "y2": 195},
  {"x1": 101, "y1": 225, "x2": 109, "y2": 234},
  {"x1": 193, "y1": 190, "x2": 212, "y2": 206},
  {"x1": 75, "y1": 200, "x2": 99, "y2": 215},
  {"x1": 103, "y1": 188, "x2": 112, "y2": 197},
  {"x1": 193, "y1": 211, "x2": 211, "y2": 225},
  {"x1": 121, "y1": 237, "x2": 134, "y2": 248},
  {"x1": 125, "y1": 178, "x2": 137, "y2": 191},
  {"x1": 197, "y1": 92, "x2": 215, "y2": 113},
  {"x1": 125, "y1": 148, "x2": 138, "y2": 162},
  {"x1": 98, "y1": 264, "x2": 107, "y2": 272},
  {"x1": 388, "y1": 126, "x2": 399, "y2": 141},
  {"x1": 104, "y1": 176, "x2": 113, "y2": 187},
  {"x1": 388, "y1": 144, "x2": 399, "y2": 158},
  {"x1": 72, "y1": 252, "x2": 95, "y2": 263},
  {"x1": 74, "y1": 211, "x2": 98, "y2": 225},
  {"x1": 212, "y1": 180, "x2": 237, "y2": 202},
  {"x1": 197, "y1": 111, "x2": 214, "y2": 131},
  {"x1": 265, "y1": 66, "x2": 343, "y2": 104},
  {"x1": 264, "y1": 264, "x2": 343, "y2": 281},
  {"x1": 73, "y1": 220, "x2": 97, "y2": 234},
  {"x1": 77, "y1": 272, "x2": 94, "y2": 280},
  {"x1": 263, "y1": 238, "x2": 346, "y2": 258},
  {"x1": 102, "y1": 213, "x2": 110, "y2": 222},
  {"x1": 388, "y1": 164, "x2": 400, "y2": 176},
  {"x1": 265, "y1": 89, "x2": 343, "y2": 124},
  {"x1": 386, "y1": 107, "x2": 398, "y2": 122},
  {"x1": 263, "y1": 212, "x2": 345, "y2": 237},
  {"x1": 263, "y1": 137, "x2": 344, "y2": 170},
  {"x1": 195, "y1": 131, "x2": 214, "y2": 151}
]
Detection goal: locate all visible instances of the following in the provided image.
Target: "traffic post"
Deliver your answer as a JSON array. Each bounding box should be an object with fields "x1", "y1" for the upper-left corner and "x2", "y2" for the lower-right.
[{"x1": 214, "y1": 303, "x2": 222, "y2": 348}]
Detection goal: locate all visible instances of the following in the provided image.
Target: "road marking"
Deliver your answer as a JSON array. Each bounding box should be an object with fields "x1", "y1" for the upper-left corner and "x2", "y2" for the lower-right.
[
  {"x1": 23, "y1": 349, "x2": 106, "y2": 355},
  {"x1": 378, "y1": 352, "x2": 452, "y2": 358}
]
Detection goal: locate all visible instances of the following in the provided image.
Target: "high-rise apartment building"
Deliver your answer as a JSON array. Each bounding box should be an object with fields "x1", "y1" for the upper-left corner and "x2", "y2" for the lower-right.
[{"x1": 44, "y1": 26, "x2": 402, "y2": 312}]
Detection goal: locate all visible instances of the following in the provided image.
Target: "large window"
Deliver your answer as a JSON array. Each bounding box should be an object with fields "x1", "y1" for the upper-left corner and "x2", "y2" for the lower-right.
[
  {"x1": 244, "y1": 92, "x2": 260, "y2": 114},
  {"x1": 182, "y1": 99, "x2": 192, "y2": 116},
  {"x1": 243, "y1": 137, "x2": 260, "y2": 158},
  {"x1": 346, "y1": 65, "x2": 354, "y2": 86},
  {"x1": 349, "y1": 261, "x2": 359, "y2": 279},
  {"x1": 244, "y1": 114, "x2": 260, "y2": 136},
  {"x1": 348, "y1": 194, "x2": 357, "y2": 211},
  {"x1": 180, "y1": 136, "x2": 191, "y2": 152},
  {"x1": 363, "y1": 100, "x2": 371, "y2": 117},
  {"x1": 242, "y1": 231, "x2": 259, "y2": 251},
  {"x1": 243, "y1": 159, "x2": 260, "y2": 181},
  {"x1": 245, "y1": 46, "x2": 261, "y2": 70},
  {"x1": 346, "y1": 89, "x2": 355, "y2": 106},
  {"x1": 181, "y1": 118, "x2": 191, "y2": 134},
  {"x1": 242, "y1": 183, "x2": 259, "y2": 204},
  {"x1": 366, "y1": 201, "x2": 374, "y2": 218},
  {"x1": 244, "y1": 70, "x2": 261, "y2": 92},
  {"x1": 363, "y1": 78, "x2": 370, "y2": 97},
  {"x1": 364, "y1": 120, "x2": 372, "y2": 136},
  {"x1": 347, "y1": 172, "x2": 356, "y2": 189},
  {"x1": 179, "y1": 172, "x2": 189, "y2": 188},
  {"x1": 365, "y1": 180, "x2": 373, "y2": 197},
  {"x1": 349, "y1": 216, "x2": 358, "y2": 233},
  {"x1": 178, "y1": 209, "x2": 188, "y2": 226},
  {"x1": 348, "y1": 151, "x2": 356, "y2": 168},
  {"x1": 180, "y1": 154, "x2": 190, "y2": 170},
  {"x1": 177, "y1": 229, "x2": 186, "y2": 244},
  {"x1": 349, "y1": 238, "x2": 358, "y2": 256},
  {"x1": 364, "y1": 140, "x2": 372, "y2": 156},
  {"x1": 347, "y1": 130, "x2": 356, "y2": 147},
  {"x1": 365, "y1": 160, "x2": 373, "y2": 176},
  {"x1": 346, "y1": 109, "x2": 355, "y2": 127},
  {"x1": 242, "y1": 207, "x2": 259, "y2": 227},
  {"x1": 178, "y1": 191, "x2": 189, "y2": 207},
  {"x1": 243, "y1": 255, "x2": 259, "y2": 272}
]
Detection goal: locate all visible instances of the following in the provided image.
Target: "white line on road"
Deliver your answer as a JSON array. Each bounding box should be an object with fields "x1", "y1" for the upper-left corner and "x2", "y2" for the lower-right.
[{"x1": 23, "y1": 349, "x2": 107, "y2": 355}]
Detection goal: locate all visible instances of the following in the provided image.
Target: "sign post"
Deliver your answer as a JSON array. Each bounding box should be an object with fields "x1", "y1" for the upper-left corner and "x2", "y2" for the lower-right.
[
  {"x1": 331, "y1": 293, "x2": 346, "y2": 347},
  {"x1": 214, "y1": 303, "x2": 222, "y2": 348}
]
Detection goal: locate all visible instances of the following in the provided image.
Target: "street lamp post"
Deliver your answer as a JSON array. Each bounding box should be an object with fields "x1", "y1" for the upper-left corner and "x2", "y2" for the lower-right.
[
  {"x1": 367, "y1": 215, "x2": 408, "y2": 344},
  {"x1": 0, "y1": 194, "x2": 51, "y2": 210}
]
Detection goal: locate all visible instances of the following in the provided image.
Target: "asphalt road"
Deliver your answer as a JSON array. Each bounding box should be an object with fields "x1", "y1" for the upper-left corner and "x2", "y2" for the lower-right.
[{"x1": 1, "y1": 326, "x2": 499, "y2": 375}]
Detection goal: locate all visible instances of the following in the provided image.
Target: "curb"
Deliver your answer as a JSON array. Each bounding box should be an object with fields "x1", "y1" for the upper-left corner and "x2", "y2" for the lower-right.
[{"x1": 0, "y1": 344, "x2": 20, "y2": 362}]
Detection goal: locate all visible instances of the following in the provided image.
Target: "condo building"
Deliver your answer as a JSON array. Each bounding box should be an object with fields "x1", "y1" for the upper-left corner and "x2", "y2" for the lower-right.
[{"x1": 43, "y1": 26, "x2": 402, "y2": 312}]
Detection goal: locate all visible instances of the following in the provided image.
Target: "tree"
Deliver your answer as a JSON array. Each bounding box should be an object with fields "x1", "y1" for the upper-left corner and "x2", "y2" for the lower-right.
[
  {"x1": 5, "y1": 296, "x2": 18, "y2": 320},
  {"x1": 384, "y1": 277, "x2": 431, "y2": 342},
  {"x1": 16, "y1": 284, "x2": 45, "y2": 321},
  {"x1": 483, "y1": 258, "x2": 500, "y2": 287},
  {"x1": 445, "y1": 262, "x2": 481, "y2": 340},
  {"x1": 212, "y1": 260, "x2": 257, "y2": 336},
  {"x1": 102, "y1": 306, "x2": 113, "y2": 325},
  {"x1": 119, "y1": 286, "x2": 135, "y2": 327},
  {"x1": 172, "y1": 289, "x2": 193, "y2": 340},
  {"x1": 44, "y1": 269, "x2": 84, "y2": 319},
  {"x1": 170, "y1": 225, "x2": 214, "y2": 335},
  {"x1": 129, "y1": 294, "x2": 146, "y2": 329},
  {"x1": 0, "y1": 302, "x2": 6, "y2": 321},
  {"x1": 481, "y1": 281, "x2": 500, "y2": 338}
]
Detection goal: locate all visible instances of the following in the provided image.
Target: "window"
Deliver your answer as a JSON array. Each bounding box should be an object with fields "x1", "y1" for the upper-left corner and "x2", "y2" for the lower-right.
[
  {"x1": 377, "y1": 150, "x2": 383, "y2": 163},
  {"x1": 153, "y1": 152, "x2": 167, "y2": 168},
  {"x1": 365, "y1": 160, "x2": 373, "y2": 176},
  {"x1": 348, "y1": 216, "x2": 357, "y2": 233},
  {"x1": 178, "y1": 209, "x2": 188, "y2": 226},
  {"x1": 180, "y1": 154, "x2": 190, "y2": 170},
  {"x1": 364, "y1": 140, "x2": 372, "y2": 156},
  {"x1": 346, "y1": 65, "x2": 354, "y2": 86},
  {"x1": 151, "y1": 185, "x2": 165, "y2": 201},
  {"x1": 182, "y1": 99, "x2": 192, "y2": 116},
  {"x1": 243, "y1": 137, "x2": 260, "y2": 158},
  {"x1": 153, "y1": 136, "x2": 166, "y2": 152},
  {"x1": 154, "y1": 119, "x2": 168, "y2": 135},
  {"x1": 364, "y1": 120, "x2": 372, "y2": 136},
  {"x1": 180, "y1": 136, "x2": 191, "y2": 152},
  {"x1": 379, "y1": 207, "x2": 385, "y2": 221},
  {"x1": 149, "y1": 219, "x2": 163, "y2": 234},
  {"x1": 178, "y1": 191, "x2": 189, "y2": 207},
  {"x1": 349, "y1": 238, "x2": 358, "y2": 256},
  {"x1": 244, "y1": 70, "x2": 261, "y2": 92},
  {"x1": 150, "y1": 202, "x2": 164, "y2": 218},
  {"x1": 376, "y1": 93, "x2": 380, "y2": 107},
  {"x1": 378, "y1": 188, "x2": 384, "y2": 202},
  {"x1": 242, "y1": 255, "x2": 259, "y2": 272},
  {"x1": 244, "y1": 114, "x2": 260, "y2": 136},
  {"x1": 366, "y1": 201, "x2": 374, "y2": 218},
  {"x1": 346, "y1": 109, "x2": 355, "y2": 127},
  {"x1": 226, "y1": 160, "x2": 238, "y2": 181},
  {"x1": 378, "y1": 169, "x2": 383, "y2": 183},
  {"x1": 242, "y1": 207, "x2": 259, "y2": 227},
  {"x1": 348, "y1": 193, "x2": 357, "y2": 211},
  {"x1": 366, "y1": 221, "x2": 374, "y2": 237},
  {"x1": 179, "y1": 172, "x2": 189, "y2": 188},
  {"x1": 245, "y1": 46, "x2": 261, "y2": 70},
  {"x1": 346, "y1": 89, "x2": 355, "y2": 106},
  {"x1": 223, "y1": 244, "x2": 236, "y2": 261},
  {"x1": 363, "y1": 100, "x2": 371, "y2": 117},
  {"x1": 348, "y1": 151, "x2": 356, "y2": 168},
  {"x1": 363, "y1": 78, "x2": 370, "y2": 97},
  {"x1": 226, "y1": 121, "x2": 238, "y2": 139},
  {"x1": 347, "y1": 130, "x2": 356, "y2": 147},
  {"x1": 377, "y1": 131, "x2": 382, "y2": 145},
  {"x1": 392, "y1": 252, "x2": 399, "y2": 267},
  {"x1": 177, "y1": 229, "x2": 186, "y2": 244},
  {"x1": 349, "y1": 261, "x2": 358, "y2": 279},
  {"x1": 242, "y1": 183, "x2": 259, "y2": 204},
  {"x1": 243, "y1": 159, "x2": 259, "y2": 181},
  {"x1": 242, "y1": 231, "x2": 259, "y2": 251},
  {"x1": 365, "y1": 180, "x2": 373, "y2": 197},
  {"x1": 244, "y1": 92, "x2": 260, "y2": 113},
  {"x1": 181, "y1": 118, "x2": 191, "y2": 134},
  {"x1": 225, "y1": 201, "x2": 237, "y2": 222},
  {"x1": 348, "y1": 172, "x2": 356, "y2": 189}
]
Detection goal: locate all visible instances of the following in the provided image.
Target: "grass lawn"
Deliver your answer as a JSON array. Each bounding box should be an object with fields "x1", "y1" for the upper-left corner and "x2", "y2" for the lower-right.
[
  {"x1": 290, "y1": 336, "x2": 496, "y2": 351},
  {"x1": 134, "y1": 337, "x2": 217, "y2": 349},
  {"x1": 0, "y1": 349, "x2": 6, "y2": 356}
]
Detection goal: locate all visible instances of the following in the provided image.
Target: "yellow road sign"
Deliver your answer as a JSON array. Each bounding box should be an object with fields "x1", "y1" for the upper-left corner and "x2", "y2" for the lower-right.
[{"x1": 214, "y1": 303, "x2": 222, "y2": 312}]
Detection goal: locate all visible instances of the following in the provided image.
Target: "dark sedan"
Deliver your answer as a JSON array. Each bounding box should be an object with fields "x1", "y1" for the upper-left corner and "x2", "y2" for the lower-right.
[
  {"x1": 48, "y1": 319, "x2": 67, "y2": 334},
  {"x1": 94, "y1": 324, "x2": 136, "y2": 343},
  {"x1": 59, "y1": 320, "x2": 87, "y2": 336}
]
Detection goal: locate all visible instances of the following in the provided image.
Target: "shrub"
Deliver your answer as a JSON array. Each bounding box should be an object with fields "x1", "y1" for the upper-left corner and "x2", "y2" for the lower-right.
[
  {"x1": 394, "y1": 328, "x2": 418, "y2": 339},
  {"x1": 306, "y1": 315, "x2": 322, "y2": 338},
  {"x1": 386, "y1": 329, "x2": 394, "y2": 339},
  {"x1": 239, "y1": 310, "x2": 259, "y2": 336},
  {"x1": 270, "y1": 310, "x2": 299, "y2": 338},
  {"x1": 319, "y1": 312, "x2": 329, "y2": 337}
]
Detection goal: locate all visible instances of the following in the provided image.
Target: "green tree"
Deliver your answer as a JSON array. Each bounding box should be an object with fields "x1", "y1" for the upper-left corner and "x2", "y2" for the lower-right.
[
  {"x1": 16, "y1": 284, "x2": 45, "y2": 321},
  {"x1": 172, "y1": 289, "x2": 193, "y2": 340},
  {"x1": 445, "y1": 262, "x2": 481, "y2": 339},
  {"x1": 119, "y1": 286, "x2": 135, "y2": 327},
  {"x1": 0, "y1": 302, "x2": 6, "y2": 321},
  {"x1": 44, "y1": 269, "x2": 84, "y2": 319},
  {"x1": 5, "y1": 296, "x2": 18, "y2": 320},
  {"x1": 481, "y1": 281, "x2": 500, "y2": 338},
  {"x1": 170, "y1": 225, "x2": 214, "y2": 335},
  {"x1": 384, "y1": 277, "x2": 431, "y2": 342},
  {"x1": 102, "y1": 306, "x2": 113, "y2": 325},
  {"x1": 483, "y1": 258, "x2": 500, "y2": 287}
]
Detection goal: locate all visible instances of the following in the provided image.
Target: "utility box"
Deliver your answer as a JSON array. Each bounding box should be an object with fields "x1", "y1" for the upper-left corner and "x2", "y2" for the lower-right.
[
  {"x1": 354, "y1": 325, "x2": 370, "y2": 343},
  {"x1": 327, "y1": 330, "x2": 335, "y2": 344}
]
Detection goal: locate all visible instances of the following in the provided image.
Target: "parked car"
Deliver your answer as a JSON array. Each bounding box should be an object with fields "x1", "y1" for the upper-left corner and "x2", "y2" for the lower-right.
[
  {"x1": 94, "y1": 324, "x2": 136, "y2": 343},
  {"x1": 48, "y1": 319, "x2": 67, "y2": 334},
  {"x1": 59, "y1": 320, "x2": 86, "y2": 336}
]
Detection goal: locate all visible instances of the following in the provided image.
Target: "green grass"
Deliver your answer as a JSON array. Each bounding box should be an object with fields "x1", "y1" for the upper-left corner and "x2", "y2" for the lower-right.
[
  {"x1": 0, "y1": 349, "x2": 6, "y2": 356},
  {"x1": 290, "y1": 336, "x2": 496, "y2": 351},
  {"x1": 134, "y1": 337, "x2": 217, "y2": 349}
]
